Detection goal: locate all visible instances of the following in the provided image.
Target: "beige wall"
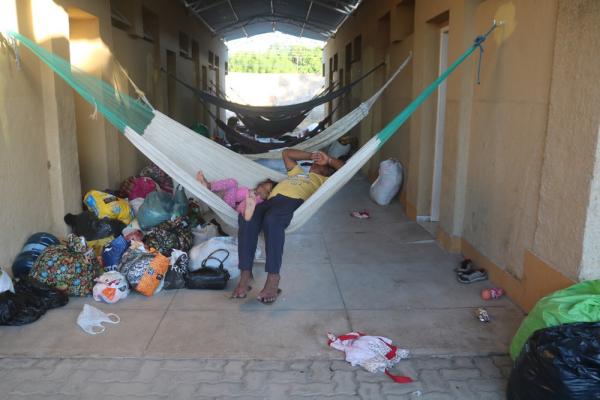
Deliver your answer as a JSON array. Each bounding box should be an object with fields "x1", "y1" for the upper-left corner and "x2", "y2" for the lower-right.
[
  {"x1": 324, "y1": 0, "x2": 415, "y2": 186},
  {"x1": 0, "y1": 0, "x2": 226, "y2": 269},
  {"x1": 534, "y1": 0, "x2": 600, "y2": 281},
  {"x1": 325, "y1": 0, "x2": 600, "y2": 307}
]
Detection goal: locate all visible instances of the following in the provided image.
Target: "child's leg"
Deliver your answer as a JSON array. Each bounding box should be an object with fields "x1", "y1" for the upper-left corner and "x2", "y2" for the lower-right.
[
  {"x1": 210, "y1": 178, "x2": 237, "y2": 192},
  {"x1": 196, "y1": 171, "x2": 209, "y2": 188}
]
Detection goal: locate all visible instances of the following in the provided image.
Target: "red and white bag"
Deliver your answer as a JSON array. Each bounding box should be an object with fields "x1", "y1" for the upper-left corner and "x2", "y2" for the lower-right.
[{"x1": 327, "y1": 332, "x2": 412, "y2": 383}]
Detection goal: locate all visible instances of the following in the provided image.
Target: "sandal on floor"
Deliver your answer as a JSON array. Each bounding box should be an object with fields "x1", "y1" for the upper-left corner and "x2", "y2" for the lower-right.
[
  {"x1": 257, "y1": 288, "x2": 282, "y2": 304},
  {"x1": 455, "y1": 259, "x2": 474, "y2": 274},
  {"x1": 230, "y1": 286, "x2": 252, "y2": 299},
  {"x1": 457, "y1": 269, "x2": 488, "y2": 284}
]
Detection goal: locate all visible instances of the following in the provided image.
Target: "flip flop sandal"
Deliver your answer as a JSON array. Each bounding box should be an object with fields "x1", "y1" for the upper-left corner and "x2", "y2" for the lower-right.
[
  {"x1": 257, "y1": 288, "x2": 282, "y2": 304},
  {"x1": 454, "y1": 259, "x2": 474, "y2": 274},
  {"x1": 457, "y1": 269, "x2": 488, "y2": 284},
  {"x1": 351, "y1": 210, "x2": 370, "y2": 219},
  {"x1": 229, "y1": 286, "x2": 252, "y2": 299}
]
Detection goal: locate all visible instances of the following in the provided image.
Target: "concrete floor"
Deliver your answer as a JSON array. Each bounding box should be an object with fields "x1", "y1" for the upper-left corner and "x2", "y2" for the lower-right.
[{"x1": 0, "y1": 174, "x2": 524, "y2": 361}]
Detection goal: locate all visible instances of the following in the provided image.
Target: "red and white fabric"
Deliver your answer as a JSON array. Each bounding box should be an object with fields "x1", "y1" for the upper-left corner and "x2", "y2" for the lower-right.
[{"x1": 327, "y1": 332, "x2": 413, "y2": 383}]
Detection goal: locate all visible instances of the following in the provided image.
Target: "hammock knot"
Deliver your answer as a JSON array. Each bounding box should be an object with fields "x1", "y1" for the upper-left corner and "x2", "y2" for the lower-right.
[{"x1": 473, "y1": 35, "x2": 486, "y2": 85}]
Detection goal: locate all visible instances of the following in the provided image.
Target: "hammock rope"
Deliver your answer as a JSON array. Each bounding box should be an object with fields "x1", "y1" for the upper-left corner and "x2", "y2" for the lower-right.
[{"x1": 5, "y1": 21, "x2": 498, "y2": 232}]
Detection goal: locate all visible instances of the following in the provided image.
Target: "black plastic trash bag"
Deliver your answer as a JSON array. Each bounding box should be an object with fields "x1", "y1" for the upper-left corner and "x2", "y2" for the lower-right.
[
  {"x1": 507, "y1": 322, "x2": 600, "y2": 400},
  {"x1": 0, "y1": 277, "x2": 69, "y2": 326},
  {"x1": 64, "y1": 211, "x2": 125, "y2": 240},
  {"x1": 14, "y1": 277, "x2": 69, "y2": 310}
]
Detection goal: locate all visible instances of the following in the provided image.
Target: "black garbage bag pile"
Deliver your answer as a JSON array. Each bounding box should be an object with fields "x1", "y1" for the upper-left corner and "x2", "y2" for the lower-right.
[
  {"x1": 0, "y1": 277, "x2": 69, "y2": 326},
  {"x1": 507, "y1": 321, "x2": 600, "y2": 400}
]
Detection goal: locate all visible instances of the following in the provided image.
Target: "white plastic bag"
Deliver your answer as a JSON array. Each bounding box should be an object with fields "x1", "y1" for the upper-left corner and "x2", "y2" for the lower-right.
[
  {"x1": 0, "y1": 268, "x2": 14, "y2": 294},
  {"x1": 93, "y1": 271, "x2": 130, "y2": 304},
  {"x1": 192, "y1": 223, "x2": 219, "y2": 246},
  {"x1": 77, "y1": 304, "x2": 120, "y2": 335},
  {"x1": 188, "y1": 236, "x2": 262, "y2": 280},
  {"x1": 370, "y1": 159, "x2": 403, "y2": 206}
]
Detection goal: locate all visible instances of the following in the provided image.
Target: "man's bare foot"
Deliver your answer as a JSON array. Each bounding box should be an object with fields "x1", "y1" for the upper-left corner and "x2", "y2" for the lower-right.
[
  {"x1": 196, "y1": 171, "x2": 209, "y2": 188},
  {"x1": 231, "y1": 270, "x2": 253, "y2": 298},
  {"x1": 244, "y1": 191, "x2": 257, "y2": 221},
  {"x1": 257, "y1": 273, "x2": 281, "y2": 304}
]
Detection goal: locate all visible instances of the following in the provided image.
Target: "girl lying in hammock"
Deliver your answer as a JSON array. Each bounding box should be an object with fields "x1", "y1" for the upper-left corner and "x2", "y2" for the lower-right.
[{"x1": 196, "y1": 172, "x2": 275, "y2": 221}]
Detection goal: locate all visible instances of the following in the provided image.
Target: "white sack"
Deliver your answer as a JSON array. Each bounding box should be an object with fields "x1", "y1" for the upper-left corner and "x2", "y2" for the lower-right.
[
  {"x1": 189, "y1": 236, "x2": 263, "y2": 280},
  {"x1": 370, "y1": 159, "x2": 403, "y2": 206}
]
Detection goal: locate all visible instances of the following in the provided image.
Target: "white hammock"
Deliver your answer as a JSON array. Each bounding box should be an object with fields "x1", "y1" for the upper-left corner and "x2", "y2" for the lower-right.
[
  {"x1": 244, "y1": 54, "x2": 412, "y2": 160},
  {"x1": 125, "y1": 111, "x2": 381, "y2": 232}
]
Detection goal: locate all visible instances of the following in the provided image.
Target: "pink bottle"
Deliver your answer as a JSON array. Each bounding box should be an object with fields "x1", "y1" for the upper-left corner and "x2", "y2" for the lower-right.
[{"x1": 481, "y1": 288, "x2": 505, "y2": 300}]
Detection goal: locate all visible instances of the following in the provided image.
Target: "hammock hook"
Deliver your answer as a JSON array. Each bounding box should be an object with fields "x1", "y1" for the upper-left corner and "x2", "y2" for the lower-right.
[{"x1": 473, "y1": 20, "x2": 502, "y2": 85}]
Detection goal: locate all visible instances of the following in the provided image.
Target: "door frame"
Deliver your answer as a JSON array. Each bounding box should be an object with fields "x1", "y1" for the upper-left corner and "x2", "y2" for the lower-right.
[{"x1": 430, "y1": 26, "x2": 449, "y2": 221}]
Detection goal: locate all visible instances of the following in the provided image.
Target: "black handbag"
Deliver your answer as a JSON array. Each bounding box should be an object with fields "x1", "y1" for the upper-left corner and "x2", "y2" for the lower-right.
[
  {"x1": 185, "y1": 249, "x2": 231, "y2": 290},
  {"x1": 163, "y1": 252, "x2": 189, "y2": 290}
]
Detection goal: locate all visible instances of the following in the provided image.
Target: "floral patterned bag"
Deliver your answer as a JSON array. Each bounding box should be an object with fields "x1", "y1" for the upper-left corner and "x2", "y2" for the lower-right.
[
  {"x1": 143, "y1": 217, "x2": 193, "y2": 257},
  {"x1": 30, "y1": 235, "x2": 101, "y2": 297}
]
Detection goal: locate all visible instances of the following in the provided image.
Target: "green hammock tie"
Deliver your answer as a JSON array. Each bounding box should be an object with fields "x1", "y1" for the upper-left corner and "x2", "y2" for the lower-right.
[{"x1": 377, "y1": 22, "x2": 498, "y2": 146}]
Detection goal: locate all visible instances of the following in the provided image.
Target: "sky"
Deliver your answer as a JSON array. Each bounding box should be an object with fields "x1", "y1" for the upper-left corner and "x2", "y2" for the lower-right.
[{"x1": 226, "y1": 32, "x2": 324, "y2": 54}]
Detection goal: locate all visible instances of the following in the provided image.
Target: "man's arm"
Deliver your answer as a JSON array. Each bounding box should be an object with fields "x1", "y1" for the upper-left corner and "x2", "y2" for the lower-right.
[
  {"x1": 311, "y1": 151, "x2": 345, "y2": 171},
  {"x1": 282, "y1": 149, "x2": 313, "y2": 171}
]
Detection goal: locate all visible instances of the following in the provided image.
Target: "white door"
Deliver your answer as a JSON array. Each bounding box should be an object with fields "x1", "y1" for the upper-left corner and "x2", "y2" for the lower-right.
[{"x1": 430, "y1": 27, "x2": 449, "y2": 222}]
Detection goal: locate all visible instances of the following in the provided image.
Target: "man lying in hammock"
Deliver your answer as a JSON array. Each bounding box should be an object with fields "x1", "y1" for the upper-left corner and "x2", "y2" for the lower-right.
[{"x1": 232, "y1": 149, "x2": 345, "y2": 303}]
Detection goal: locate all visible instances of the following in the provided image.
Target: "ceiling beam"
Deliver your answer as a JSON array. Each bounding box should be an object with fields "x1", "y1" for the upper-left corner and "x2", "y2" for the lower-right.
[
  {"x1": 300, "y1": 1, "x2": 314, "y2": 38},
  {"x1": 191, "y1": 0, "x2": 228, "y2": 13},
  {"x1": 217, "y1": 12, "x2": 333, "y2": 33},
  {"x1": 218, "y1": 15, "x2": 332, "y2": 38},
  {"x1": 305, "y1": 0, "x2": 352, "y2": 15},
  {"x1": 331, "y1": 0, "x2": 362, "y2": 37},
  {"x1": 226, "y1": 0, "x2": 247, "y2": 37},
  {"x1": 182, "y1": 0, "x2": 217, "y2": 33}
]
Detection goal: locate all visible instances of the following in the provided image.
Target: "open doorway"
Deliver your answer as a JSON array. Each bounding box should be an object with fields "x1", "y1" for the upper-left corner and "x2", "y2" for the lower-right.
[{"x1": 430, "y1": 26, "x2": 449, "y2": 222}]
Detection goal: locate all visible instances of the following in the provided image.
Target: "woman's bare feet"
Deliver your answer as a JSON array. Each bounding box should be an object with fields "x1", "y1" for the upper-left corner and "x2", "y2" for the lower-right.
[
  {"x1": 244, "y1": 191, "x2": 257, "y2": 221},
  {"x1": 230, "y1": 270, "x2": 253, "y2": 298},
  {"x1": 196, "y1": 171, "x2": 209, "y2": 189},
  {"x1": 257, "y1": 273, "x2": 281, "y2": 304}
]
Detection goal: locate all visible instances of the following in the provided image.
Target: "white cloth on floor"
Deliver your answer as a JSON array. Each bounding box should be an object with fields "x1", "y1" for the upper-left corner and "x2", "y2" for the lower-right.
[{"x1": 327, "y1": 332, "x2": 409, "y2": 373}]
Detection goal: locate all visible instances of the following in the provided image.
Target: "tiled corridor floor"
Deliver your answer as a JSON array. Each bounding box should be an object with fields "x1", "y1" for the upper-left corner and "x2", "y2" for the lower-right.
[{"x1": 0, "y1": 175, "x2": 522, "y2": 399}]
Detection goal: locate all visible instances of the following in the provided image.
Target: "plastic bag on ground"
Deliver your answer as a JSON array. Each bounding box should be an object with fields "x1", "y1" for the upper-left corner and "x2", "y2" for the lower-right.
[
  {"x1": 102, "y1": 236, "x2": 130, "y2": 271},
  {"x1": 189, "y1": 237, "x2": 262, "y2": 280},
  {"x1": 0, "y1": 268, "x2": 14, "y2": 294},
  {"x1": 119, "y1": 245, "x2": 169, "y2": 296},
  {"x1": 192, "y1": 223, "x2": 219, "y2": 246},
  {"x1": 93, "y1": 271, "x2": 130, "y2": 304},
  {"x1": 64, "y1": 211, "x2": 125, "y2": 240},
  {"x1": 0, "y1": 276, "x2": 68, "y2": 326},
  {"x1": 507, "y1": 322, "x2": 600, "y2": 400},
  {"x1": 137, "y1": 188, "x2": 189, "y2": 230},
  {"x1": 77, "y1": 304, "x2": 120, "y2": 335},
  {"x1": 84, "y1": 190, "x2": 134, "y2": 225},
  {"x1": 510, "y1": 280, "x2": 600, "y2": 359},
  {"x1": 370, "y1": 159, "x2": 404, "y2": 206}
]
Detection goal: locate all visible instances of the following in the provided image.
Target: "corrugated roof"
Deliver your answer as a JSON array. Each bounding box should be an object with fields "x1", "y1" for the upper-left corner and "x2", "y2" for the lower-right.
[{"x1": 180, "y1": 0, "x2": 362, "y2": 41}]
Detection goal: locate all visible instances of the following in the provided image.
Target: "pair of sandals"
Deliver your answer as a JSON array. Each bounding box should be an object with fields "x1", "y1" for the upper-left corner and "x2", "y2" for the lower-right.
[
  {"x1": 230, "y1": 285, "x2": 282, "y2": 304},
  {"x1": 455, "y1": 259, "x2": 488, "y2": 284}
]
